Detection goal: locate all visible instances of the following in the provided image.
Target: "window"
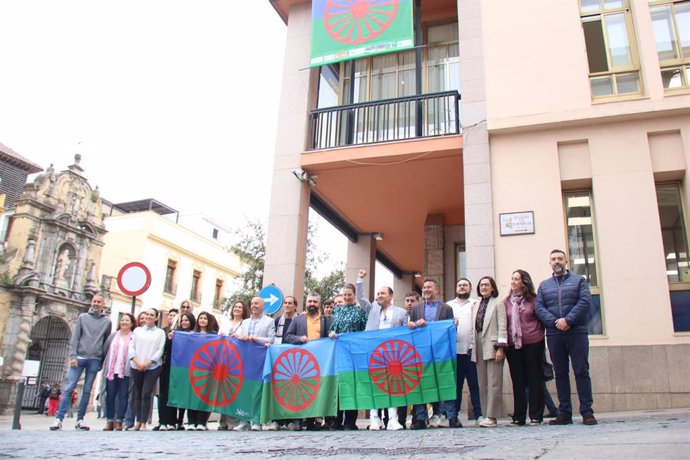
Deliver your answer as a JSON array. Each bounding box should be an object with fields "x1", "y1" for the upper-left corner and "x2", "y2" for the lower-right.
[
  {"x1": 580, "y1": 0, "x2": 641, "y2": 97},
  {"x1": 214, "y1": 279, "x2": 224, "y2": 306},
  {"x1": 164, "y1": 260, "x2": 176, "y2": 294},
  {"x1": 655, "y1": 183, "x2": 690, "y2": 283},
  {"x1": 564, "y1": 191, "x2": 603, "y2": 334},
  {"x1": 190, "y1": 270, "x2": 202, "y2": 303},
  {"x1": 650, "y1": 0, "x2": 690, "y2": 90},
  {"x1": 565, "y1": 191, "x2": 599, "y2": 286},
  {"x1": 212, "y1": 228, "x2": 219, "y2": 240}
]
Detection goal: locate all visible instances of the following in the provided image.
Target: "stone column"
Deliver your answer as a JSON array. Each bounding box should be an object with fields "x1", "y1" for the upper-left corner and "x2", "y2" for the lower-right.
[
  {"x1": 346, "y1": 235, "x2": 376, "y2": 300},
  {"x1": 263, "y1": 3, "x2": 314, "y2": 304},
  {"x1": 458, "y1": 0, "x2": 495, "y2": 284},
  {"x1": 393, "y1": 273, "x2": 414, "y2": 307},
  {"x1": 424, "y1": 214, "x2": 445, "y2": 294}
]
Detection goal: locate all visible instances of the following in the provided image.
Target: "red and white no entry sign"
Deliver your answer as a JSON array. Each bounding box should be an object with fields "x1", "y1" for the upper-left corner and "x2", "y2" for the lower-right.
[{"x1": 117, "y1": 262, "x2": 152, "y2": 297}]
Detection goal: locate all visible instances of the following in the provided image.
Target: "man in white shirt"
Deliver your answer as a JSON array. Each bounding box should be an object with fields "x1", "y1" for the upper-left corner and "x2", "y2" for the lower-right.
[
  {"x1": 233, "y1": 297, "x2": 276, "y2": 431},
  {"x1": 356, "y1": 269, "x2": 407, "y2": 431},
  {"x1": 447, "y1": 278, "x2": 483, "y2": 426}
]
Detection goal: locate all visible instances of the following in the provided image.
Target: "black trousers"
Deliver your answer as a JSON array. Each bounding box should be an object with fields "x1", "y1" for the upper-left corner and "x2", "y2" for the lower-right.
[
  {"x1": 130, "y1": 367, "x2": 163, "y2": 424},
  {"x1": 157, "y1": 362, "x2": 178, "y2": 425},
  {"x1": 188, "y1": 409, "x2": 211, "y2": 426},
  {"x1": 506, "y1": 340, "x2": 545, "y2": 422}
]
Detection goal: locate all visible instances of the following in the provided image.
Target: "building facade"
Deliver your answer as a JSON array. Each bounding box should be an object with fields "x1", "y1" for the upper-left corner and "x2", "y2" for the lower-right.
[
  {"x1": 0, "y1": 155, "x2": 106, "y2": 413},
  {"x1": 264, "y1": 0, "x2": 690, "y2": 411},
  {"x1": 99, "y1": 200, "x2": 243, "y2": 326}
]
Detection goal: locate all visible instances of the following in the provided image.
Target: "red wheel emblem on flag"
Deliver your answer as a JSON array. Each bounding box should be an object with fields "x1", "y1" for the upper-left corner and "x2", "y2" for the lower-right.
[
  {"x1": 272, "y1": 348, "x2": 320, "y2": 412},
  {"x1": 324, "y1": 0, "x2": 399, "y2": 45},
  {"x1": 189, "y1": 339, "x2": 243, "y2": 407},
  {"x1": 369, "y1": 339, "x2": 422, "y2": 395}
]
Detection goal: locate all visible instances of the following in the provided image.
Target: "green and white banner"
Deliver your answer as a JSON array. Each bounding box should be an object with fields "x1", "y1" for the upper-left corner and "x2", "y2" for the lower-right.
[{"x1": 310, "y1": 0, "x2": 414, "y2": 67}]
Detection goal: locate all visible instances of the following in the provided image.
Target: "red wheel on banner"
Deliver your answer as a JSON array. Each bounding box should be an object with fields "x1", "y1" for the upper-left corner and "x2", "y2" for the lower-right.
[
  {"x1": 272, "y1": 348, "x2": 320, "y2": 412},
  {"x1": 369, "y1": 339, "x2": 422, "y2": 395},
  {"x1": 324, "y1": 0, "x2": 399, "y2": 45},
  {"x1": 189, "y1": 339, "x2": 243, "y2": 406}
]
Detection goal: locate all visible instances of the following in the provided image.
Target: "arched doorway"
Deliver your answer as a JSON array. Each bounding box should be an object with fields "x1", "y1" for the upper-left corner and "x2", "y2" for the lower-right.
[{"x1": 22, "y1": 316, "x2": 71, "y2": 409}]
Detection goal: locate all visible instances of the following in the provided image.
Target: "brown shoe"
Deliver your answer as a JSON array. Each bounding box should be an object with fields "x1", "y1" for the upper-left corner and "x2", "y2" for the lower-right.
[
  {"x1": 133, "y1": 422, "x2": 142, "y2": 431},
  {"x1": 103, "y1": 421, "x2": 114, "y2": 431},
  {"x1": 114, "y1": 421, "x2": 123, "y2": 431},
  {"x1": 548, "y1": 415, "x2": 573, "y2": 425},
  {"x1": 582, "y1": 414, "x2": 598, "y2": 425}
]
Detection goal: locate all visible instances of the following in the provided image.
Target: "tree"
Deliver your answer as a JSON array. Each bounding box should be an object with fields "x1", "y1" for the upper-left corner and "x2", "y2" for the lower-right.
[
  {"x1": 222, "y1": 219, "x2": 344, "y2": 311},
  {"x1": 223, "y1": 218, "x2": 265, "y2": 308}
]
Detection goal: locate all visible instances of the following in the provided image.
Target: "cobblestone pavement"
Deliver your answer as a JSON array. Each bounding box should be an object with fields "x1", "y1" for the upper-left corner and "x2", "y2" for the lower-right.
[{"x1": 1, "y1": 409, "x2": 689, "y2": 459}]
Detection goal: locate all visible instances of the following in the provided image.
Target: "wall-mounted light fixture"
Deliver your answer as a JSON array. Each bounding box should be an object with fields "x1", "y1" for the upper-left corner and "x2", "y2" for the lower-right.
[
  {"x1": 373, "y1": 233, "x2": 384, "y2": 241},
  {"x1": 292, "y1": 168, "x2": 317, "y2": 186}
]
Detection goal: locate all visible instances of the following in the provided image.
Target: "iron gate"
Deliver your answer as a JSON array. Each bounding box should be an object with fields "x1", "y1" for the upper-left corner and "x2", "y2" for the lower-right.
[{"x1": 22, "y1": 316, "x2": 71, "y2": 409}]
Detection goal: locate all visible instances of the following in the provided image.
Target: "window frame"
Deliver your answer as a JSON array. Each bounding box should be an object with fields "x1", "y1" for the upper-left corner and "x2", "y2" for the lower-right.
[
  {"x1": 562, "y1": 189, "x2": 604, "y2": 335},
  {"x1": 649, "y1": 0, "x2": 690, "y2": 91},
  {"x1": 580, "y1": 0, "x2": 643, "y2": 99},
  {"x1": 655, "y1": 182, "x2": 690, "y2": 285},
  {"x1": 164, "y1": 259, "x2": 177, "y2": 295}
]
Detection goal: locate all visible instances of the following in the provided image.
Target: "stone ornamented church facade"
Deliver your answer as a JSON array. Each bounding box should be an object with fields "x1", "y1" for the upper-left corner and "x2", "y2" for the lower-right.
[{"x1": 0, "y1": 155, "x2": 107, "y2": 413}]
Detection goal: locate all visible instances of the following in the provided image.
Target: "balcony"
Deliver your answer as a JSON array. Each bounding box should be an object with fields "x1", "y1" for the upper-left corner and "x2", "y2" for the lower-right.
[{"x1": 310, "y1": 91, "x2": 461, "y2": 150}]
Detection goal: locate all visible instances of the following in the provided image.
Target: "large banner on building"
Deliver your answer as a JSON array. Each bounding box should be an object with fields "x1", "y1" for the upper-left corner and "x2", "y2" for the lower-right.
[{"x1": 310, "y1": 0, "x2": 414, "y2": 67}]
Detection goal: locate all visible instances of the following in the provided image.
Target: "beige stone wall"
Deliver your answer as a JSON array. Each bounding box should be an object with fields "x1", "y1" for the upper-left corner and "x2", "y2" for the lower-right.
[{"x1": 490, "y1": 114, "x2": 690, "y2": 347}]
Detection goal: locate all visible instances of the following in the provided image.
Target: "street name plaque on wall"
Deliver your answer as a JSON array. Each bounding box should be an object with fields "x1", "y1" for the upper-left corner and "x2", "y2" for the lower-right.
[{"x1": 499, "y1": 211, "x2": 535, "y2": 236}]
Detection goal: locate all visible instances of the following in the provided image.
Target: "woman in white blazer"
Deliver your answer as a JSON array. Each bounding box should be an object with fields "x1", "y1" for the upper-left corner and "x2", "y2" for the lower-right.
[{"x1": 471, "y1": 276, "x2": 507, "y2": 427}]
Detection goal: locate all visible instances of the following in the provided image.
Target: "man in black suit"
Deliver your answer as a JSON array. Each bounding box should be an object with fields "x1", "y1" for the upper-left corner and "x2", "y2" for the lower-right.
[
  {"x1": 408, "y1": 278, "x2": 455, "y2": 430},
  {"x1": 283, "y1": 293, "x2": 333, "y2": 431}
]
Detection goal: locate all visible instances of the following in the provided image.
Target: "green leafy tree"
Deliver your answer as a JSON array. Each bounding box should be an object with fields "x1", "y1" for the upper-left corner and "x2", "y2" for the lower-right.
[{"x1": 222, "y1": 219, "x2": 344, "y2": 311}]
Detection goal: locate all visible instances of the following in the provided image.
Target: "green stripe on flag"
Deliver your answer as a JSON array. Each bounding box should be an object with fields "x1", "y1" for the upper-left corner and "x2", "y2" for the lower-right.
[
  {"x1": 168, "y1": 367, "x2": 263, "y2": 421},
  {"x1": 260, "y1": 375, "x2": 338, "y2": 423},
  {"x1": 337, "y1": 359, "x2": 456, "y2": 410}
]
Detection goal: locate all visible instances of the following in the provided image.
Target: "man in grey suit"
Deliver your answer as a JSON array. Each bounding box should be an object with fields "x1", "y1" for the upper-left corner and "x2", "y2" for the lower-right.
[
  {"x1": 283, "y1": 293, "x2": 332, "y2": 431},
  {"x1": 408, "y1": 278, "x2": 457, "y2": 430},
  {"x1": 356, "y1": 269, "x2": 407, "y2": 431}
]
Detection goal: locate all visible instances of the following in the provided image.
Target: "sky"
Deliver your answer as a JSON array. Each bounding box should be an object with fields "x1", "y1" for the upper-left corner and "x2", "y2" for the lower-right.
[{"x1": 0, "y1": 0, "x2": 389, "y2": 287}]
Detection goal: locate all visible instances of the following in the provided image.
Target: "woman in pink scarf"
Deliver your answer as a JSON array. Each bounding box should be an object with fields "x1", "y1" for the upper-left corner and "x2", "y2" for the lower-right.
[
  {"x1": 504, "y1": 270, "x2": 545, "y2": 426},
  {"x1": 102, "y1": 313, "x2": 136, "y2": 431}
]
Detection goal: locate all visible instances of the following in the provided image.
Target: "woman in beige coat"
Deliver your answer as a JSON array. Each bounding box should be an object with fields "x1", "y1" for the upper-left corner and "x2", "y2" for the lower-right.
[{"x1": 471, "y1": 276, "x2": 507, "y2": 427}]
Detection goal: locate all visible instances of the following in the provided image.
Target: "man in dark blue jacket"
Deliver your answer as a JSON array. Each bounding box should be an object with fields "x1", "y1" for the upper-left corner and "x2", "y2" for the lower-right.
[{"x1": 535, "y1": 249, "x2": 597, "y2": 426}]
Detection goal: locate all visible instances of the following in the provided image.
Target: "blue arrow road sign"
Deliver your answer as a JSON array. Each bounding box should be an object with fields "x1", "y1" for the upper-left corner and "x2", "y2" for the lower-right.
[{"x1": 259, "y1": 284, "x2": 284, "y2": 315}]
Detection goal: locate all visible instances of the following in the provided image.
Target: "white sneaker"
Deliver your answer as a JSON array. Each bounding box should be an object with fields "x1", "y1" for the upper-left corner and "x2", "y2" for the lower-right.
[
  {"x1": 251, "y1": 423, "x2": 262, "y2": 431},
  {"x1": 475, "y1": 416, "x2": 485, "y2": 427},
  {"x1": 233, "y1": 421, "x2": 249, "y2": 431},
  {"x1": 479, "y1": 417, "x2": 498, "y2": 428},
  {"x1": 386, "y1": 419, "x2": 404, "y2": 431},
  {"x1": 369, "y1": 415, "x2": 383, "y2": 431},
  {"x1": 263, "y1": 421, "x2": 278, "y2": 431},
  {"x1": 159, "y1": 424, "x2": 168, "y2": 431},
  {"x1": 49, "y1": 419, "x2": 62, "y2": 431},
  {"x1": 428, "y1": 415, "x2": 441, "y2": 428}
]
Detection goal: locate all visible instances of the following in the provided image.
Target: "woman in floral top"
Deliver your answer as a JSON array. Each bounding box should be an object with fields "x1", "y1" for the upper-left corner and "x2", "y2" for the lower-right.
[
  {"x1": 329, "y1": 283, "x2": 367, "y2": 335},
  {"x1": 328, "y1": 283, "x2": 366, "y2": 430}
]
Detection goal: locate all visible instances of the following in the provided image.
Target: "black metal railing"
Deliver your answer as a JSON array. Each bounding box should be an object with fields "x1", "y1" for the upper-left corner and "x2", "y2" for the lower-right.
[{"x1": 310, "y1": 90, "x2": 460, "y2": 150}]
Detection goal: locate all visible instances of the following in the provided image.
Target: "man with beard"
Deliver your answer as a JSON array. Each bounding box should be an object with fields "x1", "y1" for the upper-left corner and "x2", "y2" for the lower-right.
[
  {"x1": 355, "y1": 268, "x2": 407, "y2": 431},
  {"x1": 283, "y1": 293, "x2": 333, "y2": 431},
  {"x1": 404, "y1": 292, "x2": 420, "y2": 323},
  {"x1": 447, "y1": 278, "x2": 482, "y2": 427},
  {"x1": 535, "y1": 249, "x2": 596, "y2": 426},
  {"x1": 407, "y1": 279, "x2": 454, "y2": 430}
]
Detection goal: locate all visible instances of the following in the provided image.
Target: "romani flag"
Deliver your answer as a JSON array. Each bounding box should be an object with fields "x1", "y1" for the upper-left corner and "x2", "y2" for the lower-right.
[
  {"x1": 260, "y1": 338, "x2": 337, "y2": 423},
  {"x1": 168, "y1": 331, "x2": 267, "y2": 422},
  {"x1": 335, "y1": 320, "x2": 457, "y2": 410}
]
